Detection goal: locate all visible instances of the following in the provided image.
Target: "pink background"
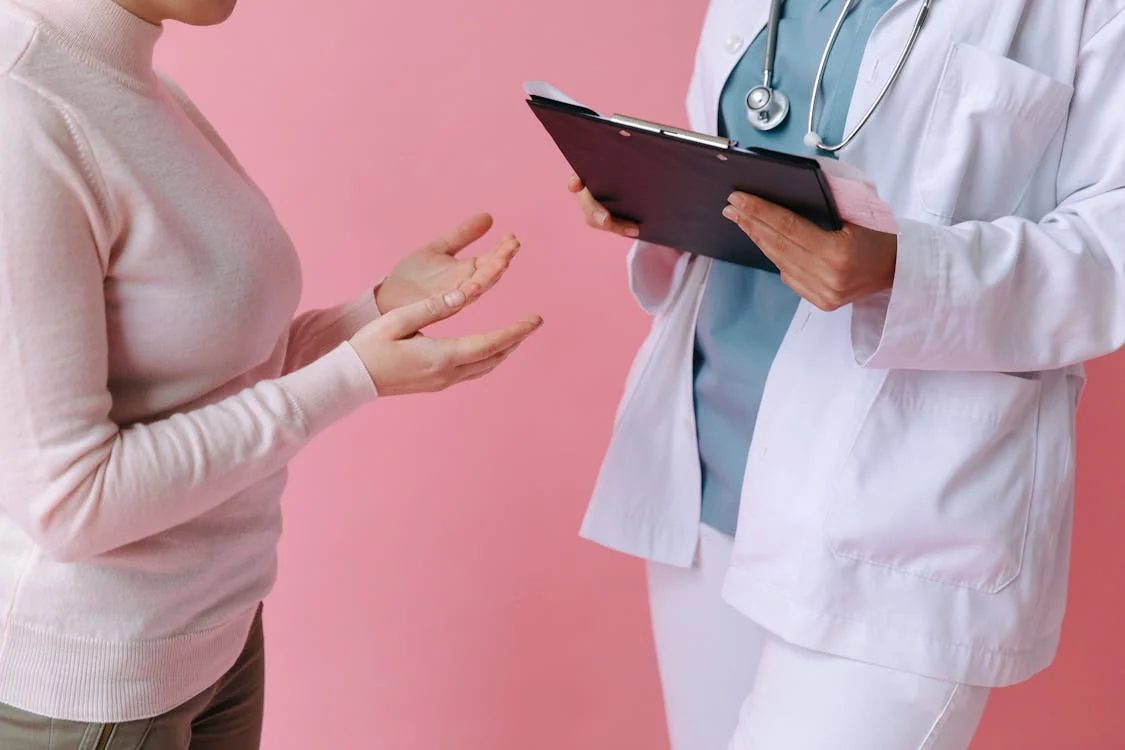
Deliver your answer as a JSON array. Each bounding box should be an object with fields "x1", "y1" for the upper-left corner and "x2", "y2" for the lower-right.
[{"x1": 156, "y1": 1, "x2": 1125, "y2": 747}]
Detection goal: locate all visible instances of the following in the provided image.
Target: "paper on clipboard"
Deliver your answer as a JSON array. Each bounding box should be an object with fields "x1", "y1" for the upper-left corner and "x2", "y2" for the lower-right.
[
  {"x1": 524, "y1": 81, "x2": 597, "y2": 112},
  {"x1": 525, "y1": 80, "x2": 898, "y2": 234}
]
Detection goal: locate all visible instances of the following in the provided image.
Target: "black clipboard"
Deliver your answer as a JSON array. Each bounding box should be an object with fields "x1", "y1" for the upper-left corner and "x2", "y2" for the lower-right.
[{"x1": 528, "y1": 93, "x2": 841, "y2": 273}]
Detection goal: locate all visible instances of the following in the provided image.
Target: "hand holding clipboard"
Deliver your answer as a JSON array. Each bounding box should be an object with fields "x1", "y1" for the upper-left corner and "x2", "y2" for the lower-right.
[{"x1": 526, "y1": 82, "x2": 897, "y2": 274}]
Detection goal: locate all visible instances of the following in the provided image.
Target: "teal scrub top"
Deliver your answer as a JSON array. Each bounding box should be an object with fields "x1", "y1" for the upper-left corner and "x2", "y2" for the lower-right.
[{"x1": 695, "y1": 0, "x2": 896, "y2": 536}]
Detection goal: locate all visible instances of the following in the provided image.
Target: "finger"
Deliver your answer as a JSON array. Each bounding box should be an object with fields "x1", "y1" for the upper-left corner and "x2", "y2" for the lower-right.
[
  {"x1": 728, "y1": 193, "x2": 827, "y2": 249},
  {"x1": 575, "y1": 188, "x2": 640, "y2": 238},
  {"x1": 446, "y1": 315, "x2": 543, "y2": 365},
  {"x1": 480, "y1": 234, "x2": 521, "y2": 272},
  {"x1": 723, "y1": 205, "x2": 817, "y2": 278},
  {"x1": 432, "y1": 213, "x2": 495, "y2": 257},
  {"x1": 567, "y1": 173, "x2": 585, "y2": 193},
  {"x1": 452, "y1": 341, "x2": 522, "y2": 384},
  {"x1": 464, "y1": 235, "x2": 520, "y2": 298},
  {"x1": 726, "y1": 203, "x2": 861, "y2": 303},
  {"x1": 490, "y1": 233, "x2": 521, "y2": 265},
  {"x1": 725, "y1": 209, "x2": 844, "y2": 310},
  {"x1": 379, "y1": 288, "x2": 474, "y2": 339}
]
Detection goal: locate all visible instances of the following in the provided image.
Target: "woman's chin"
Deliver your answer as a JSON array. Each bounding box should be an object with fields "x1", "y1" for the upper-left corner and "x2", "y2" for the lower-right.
[{"x1": 178, "y1": 0, "x2": 238, "y2": 26}]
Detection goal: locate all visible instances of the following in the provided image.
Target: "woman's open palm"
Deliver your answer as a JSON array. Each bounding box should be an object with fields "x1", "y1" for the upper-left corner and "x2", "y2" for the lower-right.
[{"x1": 375, "y1": 214, "x2": 520, "y2": 313}]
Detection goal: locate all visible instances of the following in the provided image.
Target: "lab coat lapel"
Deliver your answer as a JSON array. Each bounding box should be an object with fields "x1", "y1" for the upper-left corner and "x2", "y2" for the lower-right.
[
  {"x1": 839, "y1": 0, "x2": 930, "y2": 156},
  {"x1": 695, "y1": 0, "x2": 770, "y2": 135}
]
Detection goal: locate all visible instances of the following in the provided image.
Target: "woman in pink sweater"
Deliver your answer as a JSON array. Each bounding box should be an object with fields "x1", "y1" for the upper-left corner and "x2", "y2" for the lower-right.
[{"x1": 0, "y1": 0, "x2": 541, "y2": 746}]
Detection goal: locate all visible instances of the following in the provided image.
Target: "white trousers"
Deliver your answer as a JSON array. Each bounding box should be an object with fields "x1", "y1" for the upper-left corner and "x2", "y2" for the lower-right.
[{"x1": 647, "y1": 524, "x2": 992, "y2": 750}]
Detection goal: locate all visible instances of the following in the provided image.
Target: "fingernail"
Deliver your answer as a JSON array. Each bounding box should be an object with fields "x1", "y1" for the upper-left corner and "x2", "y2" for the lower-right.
[
  {"x1": 594, "y1": 210, "x2": 609, "y2": 225},
  {"x1": 444, "y1": 289, "x2": 466, "y2": 307},
  {"x1": 728, "y1": 192, "x2": 746, "y2": 209},
  {"x1": 625, "y1": 227, "x2": 640, "y2": 238},
  {"x1": 722, "y1": 206, "x2": 739, "y2": 221}
]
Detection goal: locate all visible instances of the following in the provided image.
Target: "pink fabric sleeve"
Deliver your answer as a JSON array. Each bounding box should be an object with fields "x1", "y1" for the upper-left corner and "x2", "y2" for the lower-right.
[{"x1": 284, "y1": 289, "x2": 382, "y2": 373}]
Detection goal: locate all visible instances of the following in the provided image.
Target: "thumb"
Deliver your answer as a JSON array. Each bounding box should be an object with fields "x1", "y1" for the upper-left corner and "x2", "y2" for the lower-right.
[{"x1": 379, "y1": 287, "x2": 474, "y2": 339}]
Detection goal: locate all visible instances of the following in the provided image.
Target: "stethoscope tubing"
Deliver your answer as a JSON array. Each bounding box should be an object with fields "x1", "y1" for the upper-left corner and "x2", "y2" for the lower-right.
[
  {"x1": 762, "y1": 0, "x2": 785, "y2": 88},
  {"x1": 749, "y1": 0, "x2": 933, "y2": 152}
]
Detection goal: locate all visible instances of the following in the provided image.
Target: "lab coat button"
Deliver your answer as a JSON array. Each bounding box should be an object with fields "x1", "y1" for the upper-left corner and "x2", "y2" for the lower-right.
[{"x1": 725, "y1": 36, "x2": 745, "y2": 54}]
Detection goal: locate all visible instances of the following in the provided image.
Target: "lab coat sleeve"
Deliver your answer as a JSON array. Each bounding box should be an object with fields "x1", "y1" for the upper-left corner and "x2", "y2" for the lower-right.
[
  {"x1": 628, "y1": 240, "x2": 692, "y2": 316},
  {"x1": 851, "y1": 11, "x2": 1125, "y2": 372}
]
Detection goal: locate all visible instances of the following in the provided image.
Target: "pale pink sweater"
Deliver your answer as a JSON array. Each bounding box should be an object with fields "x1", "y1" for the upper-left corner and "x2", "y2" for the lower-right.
[{"x1": 0, "y1": 0, "x2": 381, "y2": 722}]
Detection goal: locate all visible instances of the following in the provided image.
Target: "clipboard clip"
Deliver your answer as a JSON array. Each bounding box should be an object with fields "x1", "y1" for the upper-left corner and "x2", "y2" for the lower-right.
[{"x1": 608, "y1": 114, "x2": 734, "y2": 150}]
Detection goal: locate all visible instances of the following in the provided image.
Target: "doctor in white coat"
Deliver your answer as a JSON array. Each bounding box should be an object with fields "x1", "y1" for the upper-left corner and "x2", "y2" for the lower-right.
[{"x1": 569, "y1": 0, "x2": 1125, "y2": 748}]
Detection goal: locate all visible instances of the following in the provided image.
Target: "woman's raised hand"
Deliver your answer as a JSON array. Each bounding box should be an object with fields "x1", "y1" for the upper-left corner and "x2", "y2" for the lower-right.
[
  {"x1": 350, "y1": 287, "x2": 542, "y2": 397},
  {"x1": 374, "y1": 213, "x2": 522, "y2": 314}
]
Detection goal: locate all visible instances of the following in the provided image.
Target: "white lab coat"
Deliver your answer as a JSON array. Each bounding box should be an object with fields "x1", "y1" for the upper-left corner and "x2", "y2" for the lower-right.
[{"x1": 582, "y1": 0, "x2": 1125, "y2": 688}]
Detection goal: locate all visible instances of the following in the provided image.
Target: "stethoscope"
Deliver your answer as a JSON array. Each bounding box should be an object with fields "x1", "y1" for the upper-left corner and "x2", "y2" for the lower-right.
[{"x1": 745, "y1": 0, "x2": 933, "y2": 152}]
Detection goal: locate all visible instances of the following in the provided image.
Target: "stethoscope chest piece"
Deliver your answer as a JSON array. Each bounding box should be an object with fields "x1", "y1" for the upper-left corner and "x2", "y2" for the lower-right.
[{"x1": 746, "y1": 85, "x2": 790, "y2": 131}]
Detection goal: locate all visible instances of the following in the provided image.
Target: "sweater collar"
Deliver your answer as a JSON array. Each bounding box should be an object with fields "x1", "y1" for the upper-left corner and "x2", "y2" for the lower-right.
[{"x1": 17, "y1": 0, "x2": 163, "y2": 88}]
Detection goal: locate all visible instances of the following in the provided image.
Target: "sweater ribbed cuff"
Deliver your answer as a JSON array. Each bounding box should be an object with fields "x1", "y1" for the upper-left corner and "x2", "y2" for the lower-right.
[
  {"x1": 278, "y1": 342, "x2": 377, "y2": 437},
  {"x1": 337, "y1": 287, "x2": 382, "y2": 336}
]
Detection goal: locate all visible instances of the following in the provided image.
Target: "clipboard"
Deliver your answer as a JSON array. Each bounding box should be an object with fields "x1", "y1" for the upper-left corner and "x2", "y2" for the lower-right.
[{"x1": 527, "y1": 87, "x2": 842, "y2": 273}]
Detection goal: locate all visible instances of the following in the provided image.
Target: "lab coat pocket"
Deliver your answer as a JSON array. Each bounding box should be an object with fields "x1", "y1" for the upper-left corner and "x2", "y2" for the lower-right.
[
  {"x1": 825, "y1": 370, "x2": 1042, "y2": 594},
  {"x1": 916, "y1": 43, "x2": 1073, "y2": 224}
]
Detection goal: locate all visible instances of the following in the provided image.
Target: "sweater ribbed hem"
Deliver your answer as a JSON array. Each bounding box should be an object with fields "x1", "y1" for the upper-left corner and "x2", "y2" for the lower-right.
[{"x1": 0, "y1": 605, "x2": 257, "y2": 723}]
